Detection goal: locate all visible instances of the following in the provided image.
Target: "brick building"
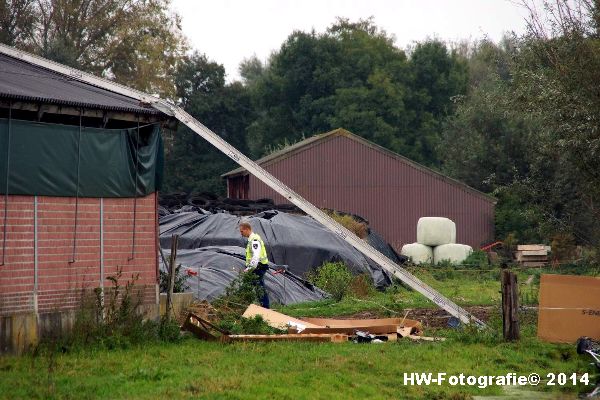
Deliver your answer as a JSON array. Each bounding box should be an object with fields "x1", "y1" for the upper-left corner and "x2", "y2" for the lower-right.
[{"x1": 0, "y1": 52, "x2": 174, "y2": 352}]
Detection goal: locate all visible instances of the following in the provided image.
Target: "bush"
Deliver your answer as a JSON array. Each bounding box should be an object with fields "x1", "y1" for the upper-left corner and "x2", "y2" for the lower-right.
[
  {"x1": 349, "y1": 274, "x2": 376, "y2": 298},
  {"x1": 307, "y1": 262, "x2": 353, "y2": 301},
  {"x1": 213, "y1": 271, "x2": 266, "y2": 315},
  {"x1": 462, "y1": 250, "x2": 489, "y2": 268},
  {"x1": 44, "y1": 267, "x2": 182, "y2": 352},
  {"x1": 159, "y1": 264, "x2": 190, "y2": 293},
  {"x1": 216, "y1": 315, "x2": 283, "y2": 335}
]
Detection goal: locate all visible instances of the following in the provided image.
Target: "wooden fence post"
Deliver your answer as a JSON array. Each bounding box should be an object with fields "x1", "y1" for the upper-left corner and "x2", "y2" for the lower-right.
[
  {"x1": 166, "y1": 234, "x2": 179, "y2": 321},
  {"x1": 501, "y1": 269, "x2": 520, "y2": 341}
]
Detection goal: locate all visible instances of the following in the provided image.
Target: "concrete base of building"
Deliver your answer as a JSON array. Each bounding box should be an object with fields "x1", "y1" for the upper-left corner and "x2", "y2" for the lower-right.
[
  {"x1": 0, "y1": 290, "x2": 197, "y2": 354},
  {"x1": 159, "y1": 292, "x2": 194, "y2": 320},
  {"x1": 0, "y1": 303, "x2": 162, "y2": 355}
]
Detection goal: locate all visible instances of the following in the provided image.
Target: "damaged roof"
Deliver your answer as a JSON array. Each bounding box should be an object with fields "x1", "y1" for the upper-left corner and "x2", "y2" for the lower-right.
[{"x1": 0, "y1": 52, "x2": 160, "y2": 115}]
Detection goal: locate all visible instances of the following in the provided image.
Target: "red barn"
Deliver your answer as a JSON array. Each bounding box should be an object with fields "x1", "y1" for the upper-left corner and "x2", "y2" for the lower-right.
[
  {"x1": 0, "y1": 52, "x2": 174, "y2": 352},
  {"x1": 224, "y1": 129, "x2": 496, "y2": 250}
]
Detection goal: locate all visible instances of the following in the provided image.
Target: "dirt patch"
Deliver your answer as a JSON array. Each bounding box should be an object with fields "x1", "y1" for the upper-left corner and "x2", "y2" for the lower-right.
[
  {"x1": 402, "y1": 306, "x2": 495, "y2": 329},
  {"x1": 331, "y1": 306, "x2": 496, "y2": 329}
]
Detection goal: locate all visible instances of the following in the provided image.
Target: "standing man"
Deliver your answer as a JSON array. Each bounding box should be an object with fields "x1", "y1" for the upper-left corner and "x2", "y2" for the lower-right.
[{"x1": 239, "y1": 220, "x2": 270, "y2": 308}]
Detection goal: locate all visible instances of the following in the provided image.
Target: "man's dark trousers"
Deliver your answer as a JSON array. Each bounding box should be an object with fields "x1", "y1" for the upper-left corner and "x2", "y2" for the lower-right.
[{"x1": 252, "y1": 264, "x2": 270, "y2": 309}]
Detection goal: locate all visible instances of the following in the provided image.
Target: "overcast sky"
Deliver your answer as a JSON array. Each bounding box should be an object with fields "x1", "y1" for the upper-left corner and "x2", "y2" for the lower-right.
[{"x1": 170, "y1": 0, "x2": 531, "y2": 82}]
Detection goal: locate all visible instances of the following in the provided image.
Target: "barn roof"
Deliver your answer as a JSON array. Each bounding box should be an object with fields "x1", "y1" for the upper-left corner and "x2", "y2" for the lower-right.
[
  {"x1": 0, "y1": 52, "x2": 160, "y2": 115},
  {"x1": 223, "y1": 128, "x2": 496, "y2": 203}
]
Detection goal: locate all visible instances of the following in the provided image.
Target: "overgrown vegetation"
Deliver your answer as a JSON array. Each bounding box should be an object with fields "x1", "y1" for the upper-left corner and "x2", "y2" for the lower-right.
[
  {"x1": 159, "y1": 264, "x2": 190, "y2": 294},
  {"x1": 325, "y1": 211, "x2": 368, "y2": 238},
  {"x1": 212, "y1": 271, "x2": 266, "y2": 315},
  {"x1": 307, "y1": 262, "x2": 354, "y2": 301},
  {"x1": 211, "y1": 271, "x2": 281, "y2": 335},
  {"x1": 42, "y1": 267, "x2": 181, "y2": 352}
]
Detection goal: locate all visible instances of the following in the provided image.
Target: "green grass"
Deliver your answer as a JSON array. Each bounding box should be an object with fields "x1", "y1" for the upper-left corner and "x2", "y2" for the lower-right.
[
  {"x1": 278, "y1": 268, "x2": 532, "y2": 318},
  {"x1": 2, "y1": 266, "x2": 598, "y2": 399},
  {"x1": 1, "y1": 328, "x2": 596, "y2": 400}
]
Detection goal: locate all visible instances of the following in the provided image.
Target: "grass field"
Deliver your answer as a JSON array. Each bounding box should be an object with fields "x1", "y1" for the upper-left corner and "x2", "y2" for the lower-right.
[
  {"x1": 277, "y1": 267, "x2": 537, "y2": 318},
  {"x1": 1, "y1": 267, "x2": 598, "y2": 399}
]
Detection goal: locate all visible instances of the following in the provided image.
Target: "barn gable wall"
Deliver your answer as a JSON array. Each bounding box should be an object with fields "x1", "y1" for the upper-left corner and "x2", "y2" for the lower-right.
[{"x1": 244, "y1": 134, "x2": 494, "y2": 249}]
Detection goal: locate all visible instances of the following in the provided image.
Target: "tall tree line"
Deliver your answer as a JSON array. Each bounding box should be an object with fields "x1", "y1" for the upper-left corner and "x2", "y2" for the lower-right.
[
  {"x1": 2, "y1": 1, "x2": 599, "y2": 251},
  {"x1": 168, "y1": 18, "x2": 468, "y2": 193},
  {"x1": 442, "y1": 0, "x2": 600, "y2": 253}
]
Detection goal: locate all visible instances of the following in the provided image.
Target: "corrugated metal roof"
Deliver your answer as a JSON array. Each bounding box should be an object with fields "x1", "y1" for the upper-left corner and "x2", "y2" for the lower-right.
[
  {"x1": 0, "y1": 53, "x2": 160, "y2": 114},
  {"x1": 223, "y1": 128, "x2": 496, "y2": 204}
]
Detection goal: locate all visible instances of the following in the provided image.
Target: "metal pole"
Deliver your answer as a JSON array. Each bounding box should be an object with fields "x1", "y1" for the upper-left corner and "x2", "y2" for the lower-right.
[
  {"x1": 129, "y1": 118, "x2": 140, "y2": 260},
  {"x1": 166, "y1": 234, "x2": 179, "y2": 321},
  {"x1": 69, "y1": 110, "x2": 83, "y2": 263},
  {"x1": 33, "y1": 195, "x2": 38, "y2": 312},
  {"x1": 100, "y1": 198, "x2": 105, "y2": 318},
  {"x1": 1, "y1": 102, "x2": 12, "y2": 266}
]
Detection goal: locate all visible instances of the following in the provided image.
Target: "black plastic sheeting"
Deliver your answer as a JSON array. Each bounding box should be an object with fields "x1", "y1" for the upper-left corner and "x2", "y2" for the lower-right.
[
  {"x1": 0, "y1": 119, "x2": 163, "y2": 197},
  {"x1": 160, "y1": 210, "x2": 405, "y2": 289},
  {"x1": 160, "y1": 246, "x2": 328, "y2": 305}
]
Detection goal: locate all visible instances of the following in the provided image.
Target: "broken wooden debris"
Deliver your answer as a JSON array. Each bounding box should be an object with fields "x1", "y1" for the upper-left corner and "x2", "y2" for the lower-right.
[
  {"x1": 242, "y1": 304, "x2": 321, "y2": 330},
  {"x1": 184, "y1": 305, "x2": 438, "y2": 344},
  {"x1": 182, "y1": 312, "x2": 228, "y2": 341},
  {"x1": 225, "y1": 334, "x2": 349, "y2": 343},
  {"x1": 288, "y1": 325, "x2": 404, "y2": 335},
  {"x1": 396, "y1": 326, "x2": 444, "y2": 341},
  {"x1": 299, "y1": 316, "x2": 422, "y2": 332}
]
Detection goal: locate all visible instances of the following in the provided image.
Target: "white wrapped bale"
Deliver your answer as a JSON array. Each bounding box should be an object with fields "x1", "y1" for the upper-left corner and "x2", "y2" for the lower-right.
[
  {"x1": 416, "y1": 217, "x2": 456, "y2": 246},
  {"x1": 401, "y1": 243, "x2": 433, "y2": 265},
  {"x1": 434, "y1": 244, "x2": 473, "y2": 265}
]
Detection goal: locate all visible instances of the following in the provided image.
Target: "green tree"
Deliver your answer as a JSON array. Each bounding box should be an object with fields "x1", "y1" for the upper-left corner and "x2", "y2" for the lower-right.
[
  {"x1": 508, "y1": 0, "x2": 600, "y2": 247},
  {"x1": 0, "y1": 0, "x2": 36, "y2": 46},
  {"x1": 246, "y1": 20, "x2": 468, "y2": 167},
  {"x1": 405, "y1": 40, "x2": 469, "y2": 165},
  {"x1": 163, "y1": 53, "x2": 254, "y2": 194},
  {"x1": 1, "y1": 0, "x2": 186, "y2": 98},
  {"x1": 442, "y1": 2, "x2": 600, "y2": 247}
]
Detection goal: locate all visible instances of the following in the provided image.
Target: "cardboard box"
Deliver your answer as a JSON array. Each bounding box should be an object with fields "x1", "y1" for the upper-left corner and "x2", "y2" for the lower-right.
[{"x1": 537, "y1": 274, "x2": 600, "y2": 343}]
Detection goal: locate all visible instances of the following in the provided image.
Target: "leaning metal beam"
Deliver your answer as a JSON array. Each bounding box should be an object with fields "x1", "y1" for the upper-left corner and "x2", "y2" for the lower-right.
[{"x1": 0, "y1": 43, "x2": 485, "y2": 326}]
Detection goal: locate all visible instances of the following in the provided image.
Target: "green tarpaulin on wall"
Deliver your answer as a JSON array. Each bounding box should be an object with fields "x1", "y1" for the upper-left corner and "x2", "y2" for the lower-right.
[{"x1": 0, "y1": 118, "x2": 164, "y2": 197}]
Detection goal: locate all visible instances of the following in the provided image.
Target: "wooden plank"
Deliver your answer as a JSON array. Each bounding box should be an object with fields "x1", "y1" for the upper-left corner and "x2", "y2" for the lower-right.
[
  {"x1": 166, "y1": 234, "x2": 179, "y2": 321},
  {"x1": 516, "y1": 254, "x2": 548, "y2": 261},
  {"x1": 300, "y1": 317, "x2": 422, "y2": 331},
  {"x1": 225, "y1": 333, "x2": 349, "y2": 343},
  {"x1": 517, "y1": 244, "x2": 546, "y2": 251},
  {"x1": 242, "y1": 304, "x2": 322, "y2": 329},
  {"x1": 182, "y1": 313, "x2": 221, "y2": 341},
  {"x1": 289, "y1": 325, "x2": 401, "y2": 335},
  {"x1": 521, "y1": 250, "x2": 547, "y2": 256}
]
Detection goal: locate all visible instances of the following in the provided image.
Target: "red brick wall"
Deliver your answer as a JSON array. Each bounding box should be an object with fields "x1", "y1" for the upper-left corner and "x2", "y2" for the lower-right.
[{"x1": 0, "y1": 193, "x2": 158, "y2": 316}]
